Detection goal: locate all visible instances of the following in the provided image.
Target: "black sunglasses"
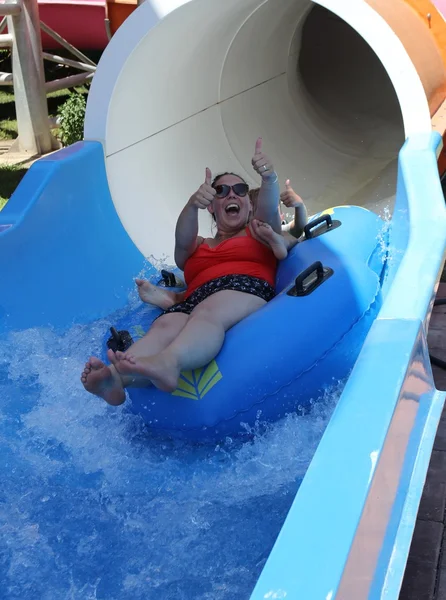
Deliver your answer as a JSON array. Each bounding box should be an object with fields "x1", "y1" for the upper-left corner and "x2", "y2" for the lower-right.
[{"x1": 213, "y1": 183, "x2": 249, "y2": 198}]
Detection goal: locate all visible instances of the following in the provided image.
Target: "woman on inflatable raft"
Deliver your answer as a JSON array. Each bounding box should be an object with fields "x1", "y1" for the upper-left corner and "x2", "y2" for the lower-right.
[{"x1": 81, "y1": 139, "x2": 306, "y2": 405}]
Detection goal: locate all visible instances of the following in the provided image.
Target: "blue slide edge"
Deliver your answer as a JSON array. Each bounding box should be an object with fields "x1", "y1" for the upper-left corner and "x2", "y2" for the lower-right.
[
  {"x1": 251, "y1": 133, "x2": 446, "y2": 599},
  {"x1": 0, "y1": 141, "x2": 147, "y2": 334}
]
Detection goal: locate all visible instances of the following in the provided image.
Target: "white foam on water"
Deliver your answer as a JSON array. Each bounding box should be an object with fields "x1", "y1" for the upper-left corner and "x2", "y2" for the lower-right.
[{"x1": 0, "y1": 318, "x2": 341, "y2": 600}]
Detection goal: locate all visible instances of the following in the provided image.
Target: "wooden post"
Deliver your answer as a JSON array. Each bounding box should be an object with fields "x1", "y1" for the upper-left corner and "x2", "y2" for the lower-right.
[{"x1": 6, "y1": 0, "x2": 57, "y2": 155}]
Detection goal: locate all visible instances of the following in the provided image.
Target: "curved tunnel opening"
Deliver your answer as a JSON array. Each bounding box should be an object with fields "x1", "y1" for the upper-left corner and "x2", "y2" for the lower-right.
[
  {"x1": 287, "y1": 4, "x2": 406, "y2": 212},
  {"x1": 100, "y1": 0, "x2": 411, "y2": 259},
  {"x1": 219, "y1": 2, "x2": 406, "y2": 221},
  {"x1": 298, "y1": 5, "x2": 403, "y2": 153}
]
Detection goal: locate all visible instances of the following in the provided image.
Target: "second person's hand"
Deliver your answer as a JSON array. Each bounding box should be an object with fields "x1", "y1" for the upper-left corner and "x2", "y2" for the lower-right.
[{"x1": 280, "y1": 179, "x2": 304, "y2": 208}]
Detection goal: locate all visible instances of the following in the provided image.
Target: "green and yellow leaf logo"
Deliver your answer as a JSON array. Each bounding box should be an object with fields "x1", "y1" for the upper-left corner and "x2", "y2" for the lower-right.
[{"x1": 172, "y1": 360, "x2": 223, "y2": 400}]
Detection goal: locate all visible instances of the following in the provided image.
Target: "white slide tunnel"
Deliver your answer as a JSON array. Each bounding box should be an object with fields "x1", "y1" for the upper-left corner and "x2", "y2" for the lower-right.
[{"x1": 85, "y1": 0, "x2": 432, "y2": 260}]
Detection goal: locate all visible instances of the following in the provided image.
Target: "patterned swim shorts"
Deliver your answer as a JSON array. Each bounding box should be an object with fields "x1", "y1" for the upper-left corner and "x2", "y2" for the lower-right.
[{"x1": 160, "y1": 274, "x2": 276, "y2": 317}]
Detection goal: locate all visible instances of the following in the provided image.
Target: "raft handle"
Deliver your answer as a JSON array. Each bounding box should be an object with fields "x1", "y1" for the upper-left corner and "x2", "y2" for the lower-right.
[
  {"x1": 304, "y1": 214, "x2": 341, "y2": 239},
  {"x1": 159, "y1": 269, "x2": 177, "y2": 287},
  {"x1": 158, "y1": 269, "x2": 186, "y2": 288},
  {"x1": 106, "y1": 327, "x2": 134, "y2": 352},
  {"x1": 288, "y1": 261, "x2": 334, "y2": 297}
]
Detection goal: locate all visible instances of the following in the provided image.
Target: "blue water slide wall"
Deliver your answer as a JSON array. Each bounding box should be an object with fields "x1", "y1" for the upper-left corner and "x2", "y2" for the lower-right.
[
  {"x1": 251, "y1": 133, "x2": 446, "y2": 599},
  {"x1": 0, "y1": 142, "x2": 148, "y2": 335}
]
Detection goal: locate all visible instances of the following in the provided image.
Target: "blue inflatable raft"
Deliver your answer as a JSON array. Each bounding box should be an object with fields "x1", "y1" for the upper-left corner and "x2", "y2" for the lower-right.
[{"x1": 105, "y1": 206, "x2": 387, "y2": 441}]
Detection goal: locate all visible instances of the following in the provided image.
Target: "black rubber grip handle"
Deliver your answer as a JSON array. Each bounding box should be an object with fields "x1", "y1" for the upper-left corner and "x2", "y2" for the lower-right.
[
  {"x1": 304, "y1": 214, "x2": 333, "y2": 239},
  {"x1": 110, "y1": 327, "x2": 120, "y2": 343},
  {"x1": 161, "y1": 269, "x2": 177, "y2": 287},
  {"x1": 295, "y1": 261, "x2": 324, "y2": 294}
]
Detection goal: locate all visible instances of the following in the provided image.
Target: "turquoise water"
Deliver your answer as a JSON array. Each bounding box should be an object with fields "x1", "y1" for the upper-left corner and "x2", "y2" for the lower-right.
[{"x1": 0, "y1": 312, "x2": 340, "y2": 599}]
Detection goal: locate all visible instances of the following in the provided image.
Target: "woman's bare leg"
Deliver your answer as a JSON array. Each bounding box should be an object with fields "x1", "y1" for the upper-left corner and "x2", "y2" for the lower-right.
[
  {"x1": 114, "y1": 290, "x2": 266, "y2": 392},
  {"x1": 80, "y1": 312, "x2": 189, "y2": 404}
]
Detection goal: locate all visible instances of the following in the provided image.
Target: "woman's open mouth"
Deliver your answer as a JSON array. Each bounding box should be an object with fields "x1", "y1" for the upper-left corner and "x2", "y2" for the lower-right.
[{"x1": 225, "y1": 203, "x2": 241, "y2": 215}]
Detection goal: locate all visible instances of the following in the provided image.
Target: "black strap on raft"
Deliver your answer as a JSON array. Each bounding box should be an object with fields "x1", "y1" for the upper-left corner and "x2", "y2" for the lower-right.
[
  {"x1": 430, "y1": 298, "x2": 446, "y2": 370},
  {"x1": 106, "y1": 327, "x2": 133, "y2": 353}
]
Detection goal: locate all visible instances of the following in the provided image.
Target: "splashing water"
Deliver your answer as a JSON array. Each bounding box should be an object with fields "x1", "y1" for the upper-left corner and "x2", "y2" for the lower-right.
[{"x1": 0, "y1": 315, "x2": 341, "y2": 600}]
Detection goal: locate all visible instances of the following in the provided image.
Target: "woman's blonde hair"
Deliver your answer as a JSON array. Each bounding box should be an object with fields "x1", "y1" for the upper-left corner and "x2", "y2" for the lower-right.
[{"x1": 249, "y1": 187, "x2": 260, "y2": 215}]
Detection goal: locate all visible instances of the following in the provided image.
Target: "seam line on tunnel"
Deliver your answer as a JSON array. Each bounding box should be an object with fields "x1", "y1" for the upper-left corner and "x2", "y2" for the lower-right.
[
  {"x1": 215, "y1": 0, "x2": 270, "y2": 182},
  {"x1": 105, "y1": 72, "x2": 287, "y2": 158}
]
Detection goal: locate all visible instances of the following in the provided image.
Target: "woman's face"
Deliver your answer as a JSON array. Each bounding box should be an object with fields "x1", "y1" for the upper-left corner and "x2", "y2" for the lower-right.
[{"x1": 209, "y1": 174, "x2": 252, "y2": 232}]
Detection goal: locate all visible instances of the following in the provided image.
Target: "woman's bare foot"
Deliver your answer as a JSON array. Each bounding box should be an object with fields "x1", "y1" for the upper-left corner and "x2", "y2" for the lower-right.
[
  {"x1": 250, "y1": 219, "x2": 288, "y2": 260},
  {"x1": 135, "y1": 278, "x2": 181, "y2": 310},
  {"x1": 80, "y1": 356, "x2": 126, "y2": 405},
  {"x1": 114, "y1": 350, "x2": 180, "y2": 393}
]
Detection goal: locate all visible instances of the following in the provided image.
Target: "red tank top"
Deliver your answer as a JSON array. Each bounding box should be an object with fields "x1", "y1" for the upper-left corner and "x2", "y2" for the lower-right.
[{"x1": 183, "y1": 227, "x2": 277, "y2": 298}]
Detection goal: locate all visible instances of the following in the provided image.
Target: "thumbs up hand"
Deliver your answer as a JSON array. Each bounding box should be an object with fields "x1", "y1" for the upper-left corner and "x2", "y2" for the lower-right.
[
  {"x1": 251, "y1": 137, "x2": 275, "y2": 180},
  {"x1": 188, "y1": 167, "x2": 216, "y2": 209},
  {"x1": 280, "y1": 179, "x2": 304, "y2": 208}
]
